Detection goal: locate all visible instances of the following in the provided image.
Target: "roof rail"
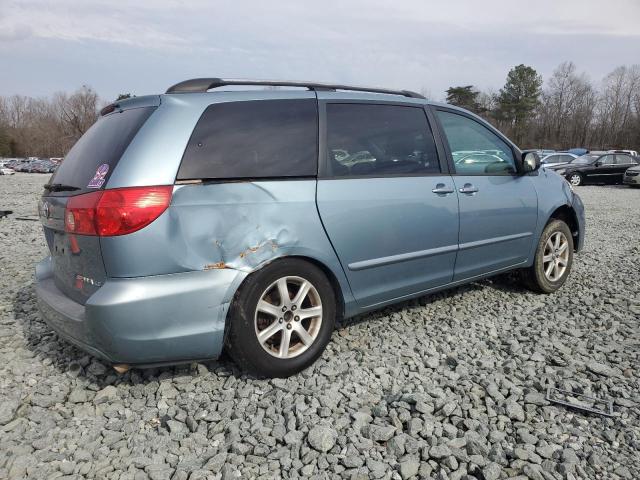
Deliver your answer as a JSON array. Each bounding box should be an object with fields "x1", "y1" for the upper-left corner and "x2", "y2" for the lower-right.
[{"x1": 165, "y1": 78, "x2": 425, "y2": 99}]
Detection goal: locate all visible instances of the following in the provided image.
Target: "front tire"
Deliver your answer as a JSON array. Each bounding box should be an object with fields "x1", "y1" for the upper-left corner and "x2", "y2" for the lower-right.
[
  {"x1": 521, "y1": 219, "x2": 574, "y2": 293},
  {"x1": 225, "y1": 258, "x2": 336, "y2": 377}
]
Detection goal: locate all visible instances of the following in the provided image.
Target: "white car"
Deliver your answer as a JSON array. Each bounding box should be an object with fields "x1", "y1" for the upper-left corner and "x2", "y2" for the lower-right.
[
  {"x1": 0, "y1": 167, "x2": 16, "y2": 175},
  {"x1": 541, "y1": 152, "x2": 578, "y2": 168},
  {"x1": 609, "y1": 149, "x2": 638, "y2": 157}
]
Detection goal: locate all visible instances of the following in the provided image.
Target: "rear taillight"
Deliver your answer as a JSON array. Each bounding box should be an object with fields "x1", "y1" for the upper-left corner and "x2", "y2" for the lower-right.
[{"x1": 65, "y1": 186, "x2": 172, "y2": 236}]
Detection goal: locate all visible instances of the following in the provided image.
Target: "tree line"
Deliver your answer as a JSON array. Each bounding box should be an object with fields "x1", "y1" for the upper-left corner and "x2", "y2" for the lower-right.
[
  {"x1": 0, "y1": 89, "x2": 131, "y2": 158},
  {"x1": 446, "y1": 62, "x2": 640, "y2": 151},
  {"x1": 1, "y1": 62, "x2": 639, "y2": 158}
]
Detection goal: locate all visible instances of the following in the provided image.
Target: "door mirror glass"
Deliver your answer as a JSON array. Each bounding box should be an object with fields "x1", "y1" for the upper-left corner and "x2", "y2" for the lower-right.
[{"x1": 522, "y1": 152, "x2": 540, "y2": 173}]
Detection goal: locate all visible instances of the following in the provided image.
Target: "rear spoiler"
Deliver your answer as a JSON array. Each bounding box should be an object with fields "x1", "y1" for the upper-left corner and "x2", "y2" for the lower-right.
[{"x1": 99, "y1": 95, "x2": 161, "y2": 117}]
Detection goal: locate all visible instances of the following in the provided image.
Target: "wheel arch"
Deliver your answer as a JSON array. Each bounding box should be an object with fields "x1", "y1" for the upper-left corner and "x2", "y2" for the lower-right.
[
  {"x1": 547, "y1": 204, "x2": 580, "y2": 252},
  {"x1": 226, "y1": 255, "x2": 347, "y2": 325}
]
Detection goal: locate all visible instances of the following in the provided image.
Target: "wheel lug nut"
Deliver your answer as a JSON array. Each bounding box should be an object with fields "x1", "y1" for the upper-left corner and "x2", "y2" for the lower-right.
[
  {"x1": 291, "y1": 305, "x2": 297, "y2": 311},
  {"x1": 279, "y1": 318, "x2": 283, "y2": 323},
  {"x1": 286, "y1": 324, "x2": 292, "y2": 330},
  {"x1": 294, "y1": 316, "x2": 300, "y2": 321},
  {"x1": 282, "y1": 306, "x2": 287, "y2": 312}
]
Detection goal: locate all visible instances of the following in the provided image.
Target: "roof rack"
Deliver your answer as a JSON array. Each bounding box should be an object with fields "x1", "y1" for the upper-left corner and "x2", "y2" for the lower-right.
[{"x1": 165, "y1": 78, "x2": 425, "y2": 99}]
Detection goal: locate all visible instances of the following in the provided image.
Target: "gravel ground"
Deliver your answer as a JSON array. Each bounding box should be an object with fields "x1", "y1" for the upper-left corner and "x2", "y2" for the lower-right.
[{"x1": 0, "y1": 172, "x2": 638, "y2": 480}]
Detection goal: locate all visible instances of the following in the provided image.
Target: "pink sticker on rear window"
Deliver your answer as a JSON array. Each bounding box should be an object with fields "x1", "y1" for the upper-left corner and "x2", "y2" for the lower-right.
[{"x1": 87, "y1": 163, "x2": 109, "y2": 188}]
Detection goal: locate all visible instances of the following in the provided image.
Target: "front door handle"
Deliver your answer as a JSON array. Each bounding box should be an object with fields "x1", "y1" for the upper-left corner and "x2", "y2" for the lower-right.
[
  {"x1": 459, "y1": 183, "x2": 479, "y2": 194},
  {"x1": 432, "y1": 183, "x2": 454, "y2": 195}
]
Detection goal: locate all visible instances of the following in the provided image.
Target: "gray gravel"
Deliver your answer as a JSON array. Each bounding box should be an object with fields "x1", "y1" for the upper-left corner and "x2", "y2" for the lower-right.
[{"x1": 1, "y1": 172, "x2": 639, "y2": 480}]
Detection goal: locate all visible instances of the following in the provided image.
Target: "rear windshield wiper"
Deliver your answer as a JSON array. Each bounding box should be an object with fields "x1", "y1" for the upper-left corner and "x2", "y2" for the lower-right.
[{"x1": 44, "y1": 183, "x2": 81, "y2": 192}]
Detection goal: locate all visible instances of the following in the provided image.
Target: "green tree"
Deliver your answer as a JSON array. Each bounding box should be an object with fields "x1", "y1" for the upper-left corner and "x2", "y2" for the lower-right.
[
  {"x1": 445, "y1": 85, "x2": 483, "y2": 114},
  {"x1": 496, "y1": 64, "x2": 543, "y2": 144}
]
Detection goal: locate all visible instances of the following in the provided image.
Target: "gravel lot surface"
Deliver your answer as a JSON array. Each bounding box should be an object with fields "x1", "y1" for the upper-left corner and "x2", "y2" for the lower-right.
[{"x1": 1, "y1": 172, "x2": 639, "y2": 480}]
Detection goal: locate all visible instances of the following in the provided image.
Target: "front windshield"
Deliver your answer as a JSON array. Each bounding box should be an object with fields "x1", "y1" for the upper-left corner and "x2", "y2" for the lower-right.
[{"x1": 570, "y1": 154, "x2": 598, "y2": 164}]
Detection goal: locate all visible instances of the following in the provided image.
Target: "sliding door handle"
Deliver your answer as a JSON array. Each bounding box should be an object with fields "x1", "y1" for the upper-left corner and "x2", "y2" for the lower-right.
[
  {"x1": 432, "y1": 183, "x2": 454, "y2": 195},
  {"x1": 459, "y1": 183, "x2": 479, "y2": 194}
]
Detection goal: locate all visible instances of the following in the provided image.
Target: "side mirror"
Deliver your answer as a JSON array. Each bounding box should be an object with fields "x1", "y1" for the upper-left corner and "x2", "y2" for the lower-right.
[{"x1": 522, "y1": 152, "x2": 541, "y2": 173}]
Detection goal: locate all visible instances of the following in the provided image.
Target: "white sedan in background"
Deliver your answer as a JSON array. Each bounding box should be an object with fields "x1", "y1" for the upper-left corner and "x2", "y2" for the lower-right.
[{"x1": 541, "y1": 152, "x2": 578, "y2": 168}]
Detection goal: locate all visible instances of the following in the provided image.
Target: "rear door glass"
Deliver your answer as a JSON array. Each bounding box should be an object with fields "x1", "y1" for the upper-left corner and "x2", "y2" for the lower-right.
[
  {"x1": 178, "y1": 99, "x2": 318, "y2": 180},
  {"x1": 325, "y1": 103, "x2": 440, "y2": 177},
  {"x1": 50, "y1": 107, "x2": 156, "y2": 195}
]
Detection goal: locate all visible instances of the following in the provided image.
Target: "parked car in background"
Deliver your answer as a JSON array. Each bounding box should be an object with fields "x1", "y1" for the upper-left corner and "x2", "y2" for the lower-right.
[
  {"x1": 541, "y1": 152, "x2": 578, "y2": 168},
  {"x1": 548, "y1": 152, "x2": 640, "y2": 186},
  {"x1": 35, "y1": 78, "x2": 585, "y2": 377},
  {"x1": 623, "y1": 164, "x2": 640, "y2": 187},
  {"x1": 567, "y1": 148, "x2": 589, "y2": 156},
  {"x1": 609, "y1": 149, "x2": 638, "y2": 157},
  {"x1": 0, "y1": 166, "x2": 15, "y2": 175},
  {"x1": 523, "y1": 148, "x2": 555, "y2": 159}
]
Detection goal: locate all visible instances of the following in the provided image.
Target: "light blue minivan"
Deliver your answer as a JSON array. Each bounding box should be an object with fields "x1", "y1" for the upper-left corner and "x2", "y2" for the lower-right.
[{"x1": 36, "y1": 78, "x2": 585, "y2": 377}]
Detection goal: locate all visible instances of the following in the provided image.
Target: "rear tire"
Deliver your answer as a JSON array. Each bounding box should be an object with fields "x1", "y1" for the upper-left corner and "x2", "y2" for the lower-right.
[
  {"x1": 567, "y1": 173, "x2": 583, "y2": 186},
  {"x1": 521, "y1": 219, "x2": 574, "y2": 293},
  {"x1": 225, "y1": 258, "x2": 336, "y2": 377}
]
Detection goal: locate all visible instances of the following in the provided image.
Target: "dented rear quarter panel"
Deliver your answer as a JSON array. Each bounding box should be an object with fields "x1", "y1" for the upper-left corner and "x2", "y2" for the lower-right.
[{"x1": 100, "y1": 180, "x2": 357, "y2": 315}]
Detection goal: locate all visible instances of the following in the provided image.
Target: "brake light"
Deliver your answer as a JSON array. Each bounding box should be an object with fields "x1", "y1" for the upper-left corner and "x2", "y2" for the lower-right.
[{"x1": 64, "y1": 186, "x2": 172, "y2": 236}]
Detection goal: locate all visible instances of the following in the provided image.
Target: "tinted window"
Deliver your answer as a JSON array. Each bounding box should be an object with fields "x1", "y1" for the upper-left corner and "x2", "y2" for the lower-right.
[
  {"x1": 600, "y1": 154, "x2": 615, "y2": 165},
  {"x1": 615, "y1": 154, "x2": 635, "y2": 164},
  {"x1": 50, "y1": 107, "x2": 156, "y2": 194},
  {"x1": 543, "y1": 155, "x2": 560, "y2": 163},
  {"x1": 178, "y1": 99, "x2": 317, "y2": 180},
  {"x1": 436, "y1": 110, "x2": 516, "y2": 175},
  {"x1": 560, "y1": 155, "x2": 575, "y2": 162},
  {"x1": 326, "y1": 104, "x2": 440, "y2": 177}
]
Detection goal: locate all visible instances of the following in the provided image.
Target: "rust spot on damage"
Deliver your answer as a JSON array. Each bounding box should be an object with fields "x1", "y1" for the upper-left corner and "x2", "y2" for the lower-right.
[
  {"x1": 204, "y1": 262, "x2": 227, "y2": 270},
  {"x1": 238, "y1": 242, "x2": 279, "y2": 259}
]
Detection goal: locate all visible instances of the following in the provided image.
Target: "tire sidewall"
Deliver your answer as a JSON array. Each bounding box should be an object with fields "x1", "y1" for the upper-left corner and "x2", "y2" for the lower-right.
[
  {"x1": 533, "y1": 220, "x2": 574, "y2": 293},
  {"x1": 227, "y1": 259, "x2": 336, "y2": 377}
]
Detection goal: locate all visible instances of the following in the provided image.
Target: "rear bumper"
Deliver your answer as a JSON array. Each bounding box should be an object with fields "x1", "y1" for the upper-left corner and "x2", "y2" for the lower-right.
[{"x1": 35, "y1": 257, "x2": 246, "y2": 365}]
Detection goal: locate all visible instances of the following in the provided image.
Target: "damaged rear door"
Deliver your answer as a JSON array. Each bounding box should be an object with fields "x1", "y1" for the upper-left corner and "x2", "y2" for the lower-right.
[{"x1": 316, "y1": 100, "x2": 459, "y2": 308}]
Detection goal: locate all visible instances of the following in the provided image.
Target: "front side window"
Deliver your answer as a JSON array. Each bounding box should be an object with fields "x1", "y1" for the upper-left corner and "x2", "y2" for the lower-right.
[
  {"x1": 178, "y1": 99, "x2": 317, "y2": 180},
  {"x1": 543, "y1": 155, "x2": 560, "y2": 163},
  {"x1": 326, "y1": 104, "x2": 440, "y2": 177},
  {"x1": 436, "y1": 110, "x2": 516, "y2": 175}
]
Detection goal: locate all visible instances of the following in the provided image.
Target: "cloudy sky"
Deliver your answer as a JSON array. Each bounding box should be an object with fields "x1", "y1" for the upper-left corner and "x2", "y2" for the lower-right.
[{"x1": 1, "y1": 0, "x2": 639, "y2": 101}]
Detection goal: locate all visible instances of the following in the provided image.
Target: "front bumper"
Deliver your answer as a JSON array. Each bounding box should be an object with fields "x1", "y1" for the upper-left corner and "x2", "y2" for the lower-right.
[
  {"x1": 623, "y1": 174, "x2": 639, "y2": 185},
  {"x1": 35, "y1": 257, "x2": 246, "y2": 365}
]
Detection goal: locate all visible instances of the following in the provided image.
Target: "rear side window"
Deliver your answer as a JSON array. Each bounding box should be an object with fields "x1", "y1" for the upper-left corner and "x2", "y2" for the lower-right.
[
  {"x1": 326, "y1": 104, "x2": 440, "y2": 177},
  {"x1": 51, "y1": 107, "x2": 156, "y2": 194},
  {"x1": 178, "y1": 99, "x2": 317, "y2": 180}
]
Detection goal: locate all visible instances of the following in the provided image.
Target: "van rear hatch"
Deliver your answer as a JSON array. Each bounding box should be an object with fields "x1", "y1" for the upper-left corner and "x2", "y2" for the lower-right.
[{"x1": 39, "y1": 105, "x2": 157, "y2": 304}]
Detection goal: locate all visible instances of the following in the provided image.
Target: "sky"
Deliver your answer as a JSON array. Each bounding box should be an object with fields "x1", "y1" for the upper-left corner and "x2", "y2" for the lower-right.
[{"x1": 1, "y1": 0, "x2": 639, "y2": 102}]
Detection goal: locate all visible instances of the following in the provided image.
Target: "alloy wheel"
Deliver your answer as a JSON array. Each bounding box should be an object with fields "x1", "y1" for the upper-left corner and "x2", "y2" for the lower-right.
[
  {"x1": 254, "y1": 276, "x2": 323, "y2": 358},
  {"x1": 569, "y1": 174, "x2": 582, "y2": 186},
  {"x1": 542, "y1": 231, "x2": 569, "y2": 282}
]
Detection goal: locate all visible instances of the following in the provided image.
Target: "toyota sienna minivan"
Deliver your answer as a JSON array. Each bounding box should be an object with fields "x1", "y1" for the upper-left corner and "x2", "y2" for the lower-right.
[{"x1": 36, "y1": 78, "x2": 585, "y2": 377}]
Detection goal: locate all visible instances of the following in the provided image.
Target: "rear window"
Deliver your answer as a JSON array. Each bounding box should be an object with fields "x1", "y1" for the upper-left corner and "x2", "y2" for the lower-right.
[
  {"x1": 177, "y1": 99, "x2": 317, "y2": 180},
  {"x1": 50, "y1": 106, "x2": 156, "y2": 194}
]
